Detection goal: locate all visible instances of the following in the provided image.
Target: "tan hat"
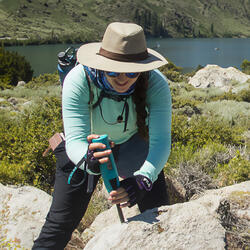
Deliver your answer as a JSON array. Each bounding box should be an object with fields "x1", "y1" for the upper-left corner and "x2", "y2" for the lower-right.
[{"x1": 77, "y1": 22, "x2": 168, "y2": 73}]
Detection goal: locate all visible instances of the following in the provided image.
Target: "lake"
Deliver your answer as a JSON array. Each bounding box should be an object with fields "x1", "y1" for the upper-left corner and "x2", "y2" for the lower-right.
[{"x1": 5, "y1": 38, "x2": 250, "y2": 76}]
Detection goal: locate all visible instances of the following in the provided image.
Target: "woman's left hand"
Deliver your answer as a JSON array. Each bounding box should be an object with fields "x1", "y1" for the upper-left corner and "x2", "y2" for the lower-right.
[
  {"x1": 108, "y1": 187, "x2": 130, "y2": 208},
  {"x1": 109, "y1": 175, "x2": 152, "y2": 208}
]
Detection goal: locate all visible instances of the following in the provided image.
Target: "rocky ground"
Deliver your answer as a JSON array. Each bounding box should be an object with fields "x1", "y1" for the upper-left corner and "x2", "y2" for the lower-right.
[
  {"x1": 0, "y1": 65, "x2": 249, "y2": 249},
  {"x1": 0, "y1": 181, "x2": 249, "y2": 249}
]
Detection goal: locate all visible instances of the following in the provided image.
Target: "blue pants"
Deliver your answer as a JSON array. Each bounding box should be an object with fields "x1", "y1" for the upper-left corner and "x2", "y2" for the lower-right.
[{"x1": 32, "y1": 134, "x2": 169, "y2": 249}]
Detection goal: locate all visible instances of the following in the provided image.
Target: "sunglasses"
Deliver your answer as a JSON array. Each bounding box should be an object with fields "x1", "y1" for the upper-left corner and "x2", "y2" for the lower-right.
[{"x1": 105, "y1": 71, "x2": 140, "y2": 79}]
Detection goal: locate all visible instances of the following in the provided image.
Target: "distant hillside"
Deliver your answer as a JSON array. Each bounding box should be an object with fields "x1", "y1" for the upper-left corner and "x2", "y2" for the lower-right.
[{"x1": 0, "y1": 0, "x2": 250, "y2": 44}]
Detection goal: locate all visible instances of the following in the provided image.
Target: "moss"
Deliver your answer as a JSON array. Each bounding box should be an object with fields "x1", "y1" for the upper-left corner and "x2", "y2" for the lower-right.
[
  {"x1": 0, "y1": 237, "x2": 24, "y2": 249},
  {"x1": 0, "y1": 100, "x2": 12, "y2": 107},
  {"x1": 229, "y1": 191, "x2": 250, "y2": 208},
  {"x1": 230, "y1": 191, "x2": 250, "y2": 198}
]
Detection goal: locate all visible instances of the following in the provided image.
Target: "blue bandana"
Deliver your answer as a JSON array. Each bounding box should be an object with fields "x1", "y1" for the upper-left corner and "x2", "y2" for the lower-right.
[{"x1": 84, "y1": 66, "x2": 136, "y2": 96}]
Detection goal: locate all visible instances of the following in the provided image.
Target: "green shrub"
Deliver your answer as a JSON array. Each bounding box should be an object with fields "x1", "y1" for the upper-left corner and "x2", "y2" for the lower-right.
[
  {"x1": 166, "y1": 141, "x2": 249, "y2": 197},
  {"x1": 26, "y1": 73, "x2": 60, "y2": 89},
  {"x1": 0, "y1": 97, "x2": 63, "y2": 192},
  {"x1": 165, "y1": 70, "x2": 184, "y2": 82},
  {"x1": 214, "y1": 152, "x2": 250, "y2": 186},
  {"x1": 169, "y1": 81, "x2": 229, "y2": 104},
  {"x1": 171, "y1": 114, "x2": 244, "y2": 149},
  {"x1": 0, "y1": 47, "x2": 33, "y2": 89},
  {"x1": 159, "y1": 59, "x2": 185, "y2": 82},
  {"x1": 241, "y1": 59, "x2": 250, "y2": 75},
  {"x1": 0, "y1": 161, "x2": 27, "y2": 185},
  {"x1": 211, "y1": 87, "x2": 250, "y2": 102},
  {"x1": 166, "y1": 142, "x2": 197, "y2": 174},
  {"x1": 237, "y1": 87, "x2": 250, "y2": 102},
  {"x1": 0, "y1": 86, "x2": 61, "y2": 102},
  {"x1": 190, "y1": 142, "x2": 250, "y2": 181},
  {"x1": 191, "y1": 143, "x2": 231, "y2": 171},
  {"x1": 0, "y1": 73, "x2": 61, "y2": 108},
  {"x1": 169, "y1": 81, "x2": 196, "y2": 100},
  {"x1": 172, "y1": 97, "x2": 199, "y2": 109}
]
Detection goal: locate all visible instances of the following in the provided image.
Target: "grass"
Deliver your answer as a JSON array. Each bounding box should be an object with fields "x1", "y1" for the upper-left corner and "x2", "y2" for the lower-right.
[
  {"x1": 0, "y1": 85, "x2": 61, "y2": 100},
  {"x1": 176, "y1": 86, "x2": 225, "y2": 101},
  {"x1": 198, "y1": 100, "x2": 250, "y2": 127}
]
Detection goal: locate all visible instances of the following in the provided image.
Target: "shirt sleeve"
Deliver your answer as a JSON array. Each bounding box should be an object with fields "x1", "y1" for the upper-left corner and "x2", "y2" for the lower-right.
[
  {"x1": 134, "y1": 69, "x2": 172, "y2": 183},
  {"x1": 62, "y1": 64, "x2": 91, "y2": 168}
]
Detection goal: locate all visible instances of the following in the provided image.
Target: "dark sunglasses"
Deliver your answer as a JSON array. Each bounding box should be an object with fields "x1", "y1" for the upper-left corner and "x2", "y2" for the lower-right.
[{"x1": 105, "y1": 71, "x2": 140, "y2": 79}]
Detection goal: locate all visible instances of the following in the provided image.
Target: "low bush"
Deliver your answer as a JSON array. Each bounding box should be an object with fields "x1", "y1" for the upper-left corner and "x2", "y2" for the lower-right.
[
  {"x1": 237, "y1": 87, "x2": 250, "y2": 102},
  {"x1": 159, "y1": 59, "x2": 185, "y2": 82},
  {"x1": 166, "y1": 142, "x2": 197, "y2": 173},
  {"x1": 0, "y1": 67, "x2": 249, "y2": 198},
  {"x1": 26, "y1": 73, "x2": 60, "y2": 89},
  {"x1": 166, "y1": 141, "x2": 249, "y2": 199},
  {"x1": 171, "y1": 114, "x2": 244, "y2": 149},
  {"x1": 0, "y1": 97, "x2": 62, "y2": 192},
  {"x1": 0, "y1": 47, "x2": 33, "y2": 89},
  {"x1": 172, "y1": 95, "x2": 202, "y2": 109},
  {"x1": 241, "y1": 59, "x2": 250, "y2": 75},
  {"x1": 214, "y1": 152, "x2": 250, "y2": 186},
  {"x1": 211, "y1": 87, "x2": 250, "y2": 102},
  {"x1": 176, "y1": 161, "x2": 216, "y2": 200}
]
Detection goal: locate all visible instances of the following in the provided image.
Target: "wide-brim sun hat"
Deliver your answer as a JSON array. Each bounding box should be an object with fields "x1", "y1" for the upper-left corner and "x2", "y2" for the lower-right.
[{"x1": 77, "y1": 22, "x2": 168, "y2": 73}]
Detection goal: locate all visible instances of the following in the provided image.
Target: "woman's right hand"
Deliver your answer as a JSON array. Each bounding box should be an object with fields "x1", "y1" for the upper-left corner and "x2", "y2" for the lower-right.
[{"x1": 87, "y1": 134, "x2": 113, "y2": 164}]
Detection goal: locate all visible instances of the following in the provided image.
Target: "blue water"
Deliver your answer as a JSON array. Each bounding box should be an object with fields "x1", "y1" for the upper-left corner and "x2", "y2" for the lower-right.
[
  {"x1": 5, "y1": 38, "x2": 250, "y2": 76},
  {"x1": 147, "y1": 38, "x2": 250, "y2": 73}
]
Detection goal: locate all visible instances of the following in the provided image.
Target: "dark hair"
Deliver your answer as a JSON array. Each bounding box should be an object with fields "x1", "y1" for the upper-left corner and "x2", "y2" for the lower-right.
[{"x1": 132, "y1": 72, "x2": 149, "y2": 140}]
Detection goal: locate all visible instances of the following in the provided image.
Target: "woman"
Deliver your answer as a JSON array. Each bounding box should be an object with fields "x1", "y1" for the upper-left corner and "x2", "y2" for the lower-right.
[{"x1": 33, "y1": 22, "x2": 171, "y2": 249}]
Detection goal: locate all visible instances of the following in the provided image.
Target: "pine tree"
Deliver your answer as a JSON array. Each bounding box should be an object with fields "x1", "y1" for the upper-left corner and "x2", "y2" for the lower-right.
[{"x1": 0, "y1": 48, "x2": 33, "y2": 89}]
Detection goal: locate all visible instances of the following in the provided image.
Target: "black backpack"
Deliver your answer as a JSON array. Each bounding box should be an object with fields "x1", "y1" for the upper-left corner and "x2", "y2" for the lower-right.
[{"x1": 57, "y1": 47, "x2": 78, "y2": 85}]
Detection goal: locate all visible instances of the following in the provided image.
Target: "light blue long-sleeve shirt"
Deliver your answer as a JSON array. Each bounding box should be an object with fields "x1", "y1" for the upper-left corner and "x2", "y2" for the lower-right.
[{"x1": 62, "y1": 64, "x2": 172, "y2": 183}]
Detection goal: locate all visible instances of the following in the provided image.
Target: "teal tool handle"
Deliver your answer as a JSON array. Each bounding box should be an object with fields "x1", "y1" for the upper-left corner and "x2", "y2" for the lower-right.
[
  {"x1": 92, "y1": 134, "x2": 120, "y2": 193},
  {"x1": 92, "y1": 134, "x2": 125, "y2": 223}
]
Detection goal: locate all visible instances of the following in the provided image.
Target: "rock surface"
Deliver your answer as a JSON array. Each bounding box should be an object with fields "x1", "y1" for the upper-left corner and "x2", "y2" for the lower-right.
[
  {"x1": 188, "y1": 65, "x2": 250, "y2": 92},
  {"x1": 83, "y1": 181, "x2": 250, "y2": 250},
  {"x1": 17, "y1": 81, "x2": 26, "y2": 87},
  {"x1": 0, "y1": 183, "x2": 51, "y2": 249},
  {"x1": 0, "y1": 181, "x2": 249, "y2": 249}
]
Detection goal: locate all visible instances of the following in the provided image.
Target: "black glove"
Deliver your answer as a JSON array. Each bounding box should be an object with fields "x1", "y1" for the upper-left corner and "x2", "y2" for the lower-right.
[
  {"x1": 85, "y1": 146, "x2": 100, "y2": 175},
  {"x1": 119, "y1": 175, "x2": 153, "y2": 207}
]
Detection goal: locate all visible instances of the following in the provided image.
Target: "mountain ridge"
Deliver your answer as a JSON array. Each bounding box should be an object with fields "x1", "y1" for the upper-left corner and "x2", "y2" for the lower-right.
[{"x1": 0, "y1": 0, "x2": 250, "y2": 44}]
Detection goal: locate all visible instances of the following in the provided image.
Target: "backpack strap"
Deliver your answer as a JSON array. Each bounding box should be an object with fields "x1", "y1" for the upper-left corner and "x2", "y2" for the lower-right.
[
  {"x1": 84, "y1": 68, "x2": 132, "y2": 133},
  {"x1": 84, "y1": 68, "x2": 94, "y2": 105}
]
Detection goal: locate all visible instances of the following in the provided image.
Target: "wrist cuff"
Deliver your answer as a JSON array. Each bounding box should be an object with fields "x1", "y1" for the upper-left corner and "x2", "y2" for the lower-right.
[{"x1": 135, "y1": 175, "x2": 153, "y2": 191}]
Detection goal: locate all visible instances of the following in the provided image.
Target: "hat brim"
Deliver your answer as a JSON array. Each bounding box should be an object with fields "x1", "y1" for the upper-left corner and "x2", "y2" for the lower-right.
[{"x1": 77, "y1": 43, "x2": 168, "y2": 73}]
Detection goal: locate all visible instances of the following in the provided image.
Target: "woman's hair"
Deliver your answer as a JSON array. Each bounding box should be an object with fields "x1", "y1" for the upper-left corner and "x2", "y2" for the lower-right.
[{"x1": 132, "y1": 72, "x2": 149, "y2": 140}]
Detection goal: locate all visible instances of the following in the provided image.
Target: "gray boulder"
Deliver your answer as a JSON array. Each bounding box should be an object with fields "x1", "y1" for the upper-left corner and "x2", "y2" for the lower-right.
[
  {"x1": 188, "y1": 65, "x2": 250, "y2": 92},
  {"x1": 17, "y1": 81, "x2": 26, "y2": 87},
  {"x1": 0, "y1": 181, "x2": 249, "y2": 249},
  {"x1": 0, "y1": 183, "x2": 51, "y2": 249},
  {"x1": 84, "y1": 181, "x2": 250, "y2": 250}
]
